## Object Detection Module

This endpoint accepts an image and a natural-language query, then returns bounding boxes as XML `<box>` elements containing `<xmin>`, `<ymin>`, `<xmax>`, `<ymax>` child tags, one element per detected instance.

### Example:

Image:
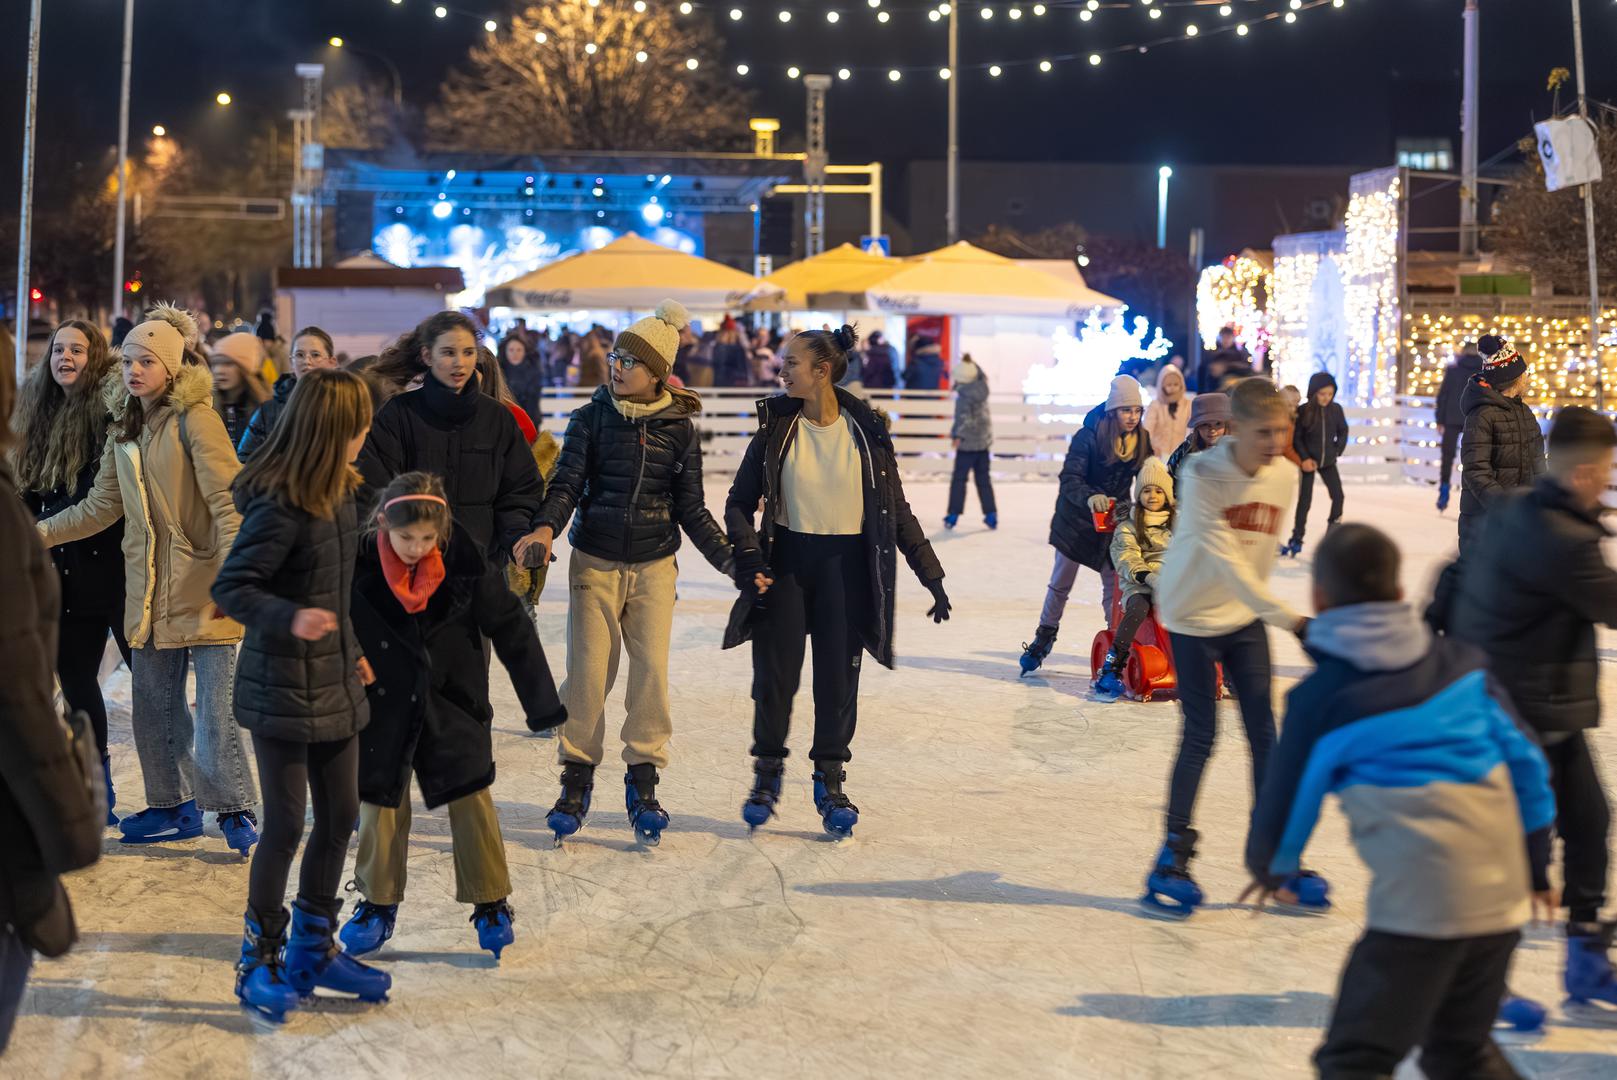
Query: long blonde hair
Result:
<box><xmin>233</xmin><ymin>369</ymin><xmax>372</xmax><ymax>519</ymax></box>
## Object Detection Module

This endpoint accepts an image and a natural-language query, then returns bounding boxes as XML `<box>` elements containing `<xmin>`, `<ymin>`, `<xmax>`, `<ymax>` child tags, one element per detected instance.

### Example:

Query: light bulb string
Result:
<box><xmin>370</xmin><ymin>0</ymin><xmax>1344</xmax><ymax>79</ymax></box>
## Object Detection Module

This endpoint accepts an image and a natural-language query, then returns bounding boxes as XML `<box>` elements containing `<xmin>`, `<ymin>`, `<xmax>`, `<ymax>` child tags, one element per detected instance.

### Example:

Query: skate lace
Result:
<box><xmin>352</xmin><ymin>901</ymin><xmax>389</xmax><ymax>925</ymax></box>
<box><xmin>822</xmin><ymin>791</ymin><xmax>859</xmax><ymax>814</ymax></box>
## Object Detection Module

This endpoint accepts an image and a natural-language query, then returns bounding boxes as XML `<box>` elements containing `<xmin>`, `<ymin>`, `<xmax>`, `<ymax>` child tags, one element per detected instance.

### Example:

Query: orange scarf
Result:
<box><xmin>378</xmin><ymin>532</ymin><xmax>446</xmax><ymax>614</ymax></box>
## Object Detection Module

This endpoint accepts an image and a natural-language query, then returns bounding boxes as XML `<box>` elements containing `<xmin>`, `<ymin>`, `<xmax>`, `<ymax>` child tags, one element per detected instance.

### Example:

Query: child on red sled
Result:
<box><xmin>1092</xmin><ymin>457</ymin><xmax>1174</xmax><ymax>702</ymax></box>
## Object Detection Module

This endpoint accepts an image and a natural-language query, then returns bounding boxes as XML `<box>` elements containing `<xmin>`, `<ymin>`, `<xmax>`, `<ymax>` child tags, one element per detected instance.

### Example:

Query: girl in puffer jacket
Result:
<box><xmin>211</xmin><ymin>369</ymin><xmax>389</xmax><ymax>1021</ymax></box>
<box><xmin>1092</xmin><ymin>458</ymin><xmax>1175</xmax><ymax>702</ymax></box>
<box><xmin>516</xmin><ymin>300</ymin><xmax>733</xmax><ymax>848</ymax></box>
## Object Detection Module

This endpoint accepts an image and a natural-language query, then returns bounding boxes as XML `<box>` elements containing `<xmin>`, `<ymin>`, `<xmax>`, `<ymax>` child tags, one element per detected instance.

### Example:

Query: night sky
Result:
<box><xmin>3</xmin><ymin>0</ymin><xmax>1614</xmax><ymax>202</ymax></box>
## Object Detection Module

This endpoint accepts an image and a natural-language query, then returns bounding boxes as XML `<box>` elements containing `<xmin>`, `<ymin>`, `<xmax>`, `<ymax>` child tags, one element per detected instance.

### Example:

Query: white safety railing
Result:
<box><xmin>530</xmin><ymin>388</ymin><xmax>1473</xmax><ymax>486</ymax></box>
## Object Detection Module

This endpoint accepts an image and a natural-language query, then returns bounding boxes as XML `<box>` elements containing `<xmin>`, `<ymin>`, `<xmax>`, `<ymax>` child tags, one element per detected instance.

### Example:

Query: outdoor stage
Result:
<box><xmin>8</xmin><ymin>480</ymin><xmax>1615</xmax><ymax>1079</ymax></box>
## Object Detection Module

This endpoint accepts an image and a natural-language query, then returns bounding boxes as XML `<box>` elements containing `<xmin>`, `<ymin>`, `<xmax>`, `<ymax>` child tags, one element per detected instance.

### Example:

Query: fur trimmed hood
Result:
<box><xmin>104</xmin><ymin>361</ymin><xmax>214</xmax><ymax>421</ymax></box>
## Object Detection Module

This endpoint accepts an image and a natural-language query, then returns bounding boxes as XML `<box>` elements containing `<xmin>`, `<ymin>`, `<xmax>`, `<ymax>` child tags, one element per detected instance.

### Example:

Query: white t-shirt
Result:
<box><xmin>776</xmin><ymin>413</ymin><xmax>865</xmax><ymax>535</ymax></box>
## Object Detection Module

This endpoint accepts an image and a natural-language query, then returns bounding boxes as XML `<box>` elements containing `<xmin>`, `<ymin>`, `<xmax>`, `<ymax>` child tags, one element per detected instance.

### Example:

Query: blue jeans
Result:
<box><xmin>130</xmin><ymin>644</ymin><xmax>255</xmax><ymax>813</ymax></box>
<box><xmin>0</xmin><ymin>928</ymin><xmax>31</xmax><ymax>1054</ymax></box>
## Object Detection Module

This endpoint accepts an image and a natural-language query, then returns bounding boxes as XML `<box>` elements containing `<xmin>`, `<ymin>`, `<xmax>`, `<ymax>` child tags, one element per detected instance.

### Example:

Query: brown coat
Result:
<box><xmin>40</xmin><ymin>364</ymin><xmax>244</xmax><ymax>649</ymax></box>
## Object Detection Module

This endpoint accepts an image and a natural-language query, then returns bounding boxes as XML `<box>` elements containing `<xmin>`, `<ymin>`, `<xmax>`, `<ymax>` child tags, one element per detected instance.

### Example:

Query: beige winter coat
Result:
<box><xmin>40</xmin><ymin>364</ymin><xmax>243</xmax><ymax>649</ymax></box>
<box><xmin>1143</xmin><ymin>369</ymin><xmax>1193</xmax><ymax>461</ymax></box>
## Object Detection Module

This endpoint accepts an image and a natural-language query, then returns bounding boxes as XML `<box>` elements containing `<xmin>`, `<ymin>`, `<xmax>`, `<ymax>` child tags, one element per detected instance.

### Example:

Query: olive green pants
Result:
<box><xmin>353</xmin><ymin>781</ymin><xmax>510</xmax><ymax>906</ymax></box>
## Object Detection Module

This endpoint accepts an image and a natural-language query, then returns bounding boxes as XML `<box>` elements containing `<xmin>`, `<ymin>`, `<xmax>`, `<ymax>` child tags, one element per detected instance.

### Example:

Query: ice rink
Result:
<box><xmin>8</xmin><ymin>478</ymin><xmax>1616</xmax><ymax>1079</ymax></box>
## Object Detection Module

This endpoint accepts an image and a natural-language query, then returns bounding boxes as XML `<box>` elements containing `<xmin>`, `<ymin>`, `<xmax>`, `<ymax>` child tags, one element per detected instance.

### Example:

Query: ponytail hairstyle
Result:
<box><xmin>368</xmin><ymin>470</ymin><xmax>453</xmax><ymax>546</ymax></box>
<box><xmin>792</xmin><ymin>324</ymin><xmax>860</xmax><ymax>383</ymax></box>
<box><xmin>370</xmin><ymin>311</ymin><xmax>481</xmax><ymax>392</ymax></box>
<box><xmin>234</xmin><ymin>368</ymin><xmax>372</xmax><ymax>519</ymax></box>
<box><xmin>12</xmin><ymin>319</ymin><xmax>115</xmax><ymax>491</ymax></box>
<box><xmin>475</xmin><ymin>346</ymin><xmax>517</xmax><ymax>408</ymax></box>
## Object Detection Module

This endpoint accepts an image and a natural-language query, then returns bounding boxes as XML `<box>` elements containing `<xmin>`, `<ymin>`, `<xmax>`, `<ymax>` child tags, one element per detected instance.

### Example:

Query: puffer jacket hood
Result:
<box><xmin>43</xmin><ymin>362</ymin><xmax>243</xmax><ymax>649</ymax></box>
<box><xmin>1306</xmin><ymin>602</ymin><xmax>1431</xmax><ymax>672</ymax></box>
<box><xmin>1305</xmin><ymin>371</ymin><xmax>1338</xmax><ymax>401</ymax></box>
<box><xmin>1461</xmin><ymin>372</ymin><xmax>1511</xmax><ymax>416</ymax></box>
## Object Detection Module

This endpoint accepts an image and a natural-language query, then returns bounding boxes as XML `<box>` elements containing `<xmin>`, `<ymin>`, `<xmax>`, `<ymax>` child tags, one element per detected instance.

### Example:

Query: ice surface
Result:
<box><xmin>8</xmin><ymin>480</ymin><xmax>1616</xmax><ymax>1079</ymax></box>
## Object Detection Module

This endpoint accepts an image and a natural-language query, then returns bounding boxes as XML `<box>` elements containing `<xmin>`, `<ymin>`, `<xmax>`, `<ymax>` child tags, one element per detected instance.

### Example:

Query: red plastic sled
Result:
<box><xmin>1090</xmin><ymin>592</ymin><xmax>1223</xmax><ymax>704</ymax></box>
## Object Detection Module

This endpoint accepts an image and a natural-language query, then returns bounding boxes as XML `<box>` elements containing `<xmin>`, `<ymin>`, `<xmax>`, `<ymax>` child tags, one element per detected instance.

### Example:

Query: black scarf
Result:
<box><xmin>418</xmin><ymin>369</ymin><xmax>480</xmax><ymax>427</ymax></box>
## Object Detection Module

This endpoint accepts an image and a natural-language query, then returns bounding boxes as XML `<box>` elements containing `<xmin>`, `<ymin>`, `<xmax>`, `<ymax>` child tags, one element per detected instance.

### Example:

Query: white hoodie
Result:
<box><xmin>1156</xmin><ymin>438</ymin><xmax>1301</xmax><ymax>636</ymax></box>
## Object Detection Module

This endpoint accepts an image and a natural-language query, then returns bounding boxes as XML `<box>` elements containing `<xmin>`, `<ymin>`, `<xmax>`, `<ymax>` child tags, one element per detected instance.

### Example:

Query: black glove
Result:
<box><xmin>1135</xmin><ymin>570</ymin><xmax>1150</xmax><ymax>584</ymax></box>
<box><xmin>926</xmin><ymin>579</ymin><xmax>952</xmax><ymax>624</ymax></box>
<box><xmin>1294</xmin><ymin>616</ymin><xmax>1313</xmax><ymax>642</ymax></box>
<box><xmin>732</xmin><ymin>546</ymin><xmax>768</xmax><ymax>590</ymax></box>
<box><xmin>526</xmin><ymin>704</ymin><xmax>568</xmax><ymax>734</ymax></box>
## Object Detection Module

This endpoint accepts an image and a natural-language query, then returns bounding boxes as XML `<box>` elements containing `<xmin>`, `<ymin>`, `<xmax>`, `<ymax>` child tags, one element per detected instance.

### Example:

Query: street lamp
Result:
<box><xmin>1157</xmin><ymin>165</ymin><xmax>1173</xmax><ymax>249</ymax></box>
<box><xmin>328</xmin><ymin>38</ymin><xmax>403</xmax><ymax>107</ymax></box>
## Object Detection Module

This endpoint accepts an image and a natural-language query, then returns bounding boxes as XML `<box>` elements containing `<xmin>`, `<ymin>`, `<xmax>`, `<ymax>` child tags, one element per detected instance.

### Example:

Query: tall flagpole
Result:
<box><xmin>112</xmin><ymin>0</ymin><xmax>136</xmax><ymax>320</ymax></box>
<box><xmin>1570</xmin><ymin>0</ymin><xmax>1603</xmax><ymax>411</ymax></box>
<box><xmin>15</xmin><ymin>0</ymin><xmax>43</xmax><ymax>382</ymax></box>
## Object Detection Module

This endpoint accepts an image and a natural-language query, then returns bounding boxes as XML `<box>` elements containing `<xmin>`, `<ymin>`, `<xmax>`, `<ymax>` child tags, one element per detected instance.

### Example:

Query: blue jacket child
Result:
<box><xmin>1243</xmin><ymin>526</ymin><xmax>1555</xmax><ymax>1078</ymax></box>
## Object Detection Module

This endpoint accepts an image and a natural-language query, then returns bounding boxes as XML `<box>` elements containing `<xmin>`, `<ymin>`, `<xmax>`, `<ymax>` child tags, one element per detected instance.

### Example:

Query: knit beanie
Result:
<box><xmin>615</xmin><ymin>299</ymin><xmax>689</xmax><ymax>382</ymax></box>
<box><xmin>124</xmin><ymin>304</ymin><xmax>198</xmax><ymax>380</ymax></box>
<box><xmin>1105</xmin><ymin>374</ymin><xmax>1144</xmax><ymax>412</ymax></box>
<box><xmin>210</xmin><ymin>330</ymin><xmax>265</xmax><ymax>376</ymax></box>
<box><xmin>1135</xmin><ymin>455</ymin><xmax>1174</xmax><ymax>507</ymax></box>
<box><xmin>955</xmin><ymin>356</ymin><xmax>981</xmax><ymax>384</ymax></box>
<box><xmin>1478</xmin><ymin>335</ymin><xmax>1527</xmax><ymax>389</ymax></box>
<box><xmin>1187</xmin><ymin>392</ymin><xmax>1230</xmax><ymax>428</ymax></box>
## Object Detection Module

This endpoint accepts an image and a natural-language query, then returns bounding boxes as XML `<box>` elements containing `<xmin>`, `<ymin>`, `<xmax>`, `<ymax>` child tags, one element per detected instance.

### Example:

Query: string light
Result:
<box><xmin>1219</xmin><ymin>4</ymin><xmax>1232</xmax><ymax>15</ymax></box>
<box><xmin>787</xmin><ymin>64</ymin><xmax>801</xmax><ymax>78</ymax></box>
<box><xmin>980</xmin><ymin>6</ymin><xmax>993</xmax><ymax>19</ymax></box>
<box><xmin>988</xmin><ymin>64</ymin><xmax>1002</xmax><ymax>76</ymax></box>
<box><xmin>1148</xmin><ymin>7</ymin><xmax>1161</xmax><ymax>18</ymax></box>
<box><xmin>929</xmin><ymin>9</ymin><xmax>941</xmax><ymax>20</ymax></box>
<box><xmin>584</xmin><ymin>42</ymin><xmax>598</xmax><ymax>55</ymax></box>
<box><xmin>1079</xmin><ymin>10</ymin><xmax>1092</xmax><ymax>22</ymax></box>
<box><xmin>1236</xmin><ymin>23</ymin><xmax>1249</xmax><ymax>36</ymax></box>
<box><xmin>686</xmin><ymin>57</ymin><xmax>699</xmax><ymax>69</ymax></box>
<box><xmin>1343</xmin><ymin>170</ymin><xmax>1403</xmax><ymax>405</ymax></box>
<box><xmin>1009</xmin><ymin>7</ymin><xmax>1022</xmax><ymax>19</ymax></box>
<box><xmin>1284</xmin><ymin>11</ymin><xmax>1296</xmax><ymax>23</ymax></box>
<box><xmin>1185</xmin><ymin>23</ymin><xmax>1198</xmax><ymax>36</ymax></box>
<box><xmin>1039</xmin><ymin>59</ymin><xmax>1053</xmax><ymax>72</ymax></box>
<box><xmin>877</xmin><ymin>10</ymin><xmax>890</xmax><ymax>21</ymax></box>
<box><xmin>939</xmin><ymin>67</ymin><xmax>951</xmax><ymax>79</ymax></box>
<box><xmin>1197</xmin><ymin>256</ymin><xmax>1270</xmax><ymax>355</ymax></box>
<box><xmin>826</xmin><ymin>10</ymin><xmax>839</xmax><ymax>23</ymax></box>
<box><xmin>679</xmin><ymin>2</ymin><xmax>692</xmax><ymax>13</ymax></box>
<box><xmin>1033</xmin><ymin>3</ymin><xmax>1045</xmax><ymax>14</ymax></box>
<box><xmin>868</xmin><ymin>0</ymin><xmax>882</xmax><ymax>7</ymax></box>
<box><xmin>633</xmin><ymin>0</ymin><xmax>646</xmax><ymax>10</ymax></box>
<box><xmin>838</xmin><ymin>67</ymin><xmax>852</xmax><ymax>79</ymax></box>
<box><xmin>151</xmin><ymin>124</ymin><xmax>166</xmax><ymax>136</ymax></box>
<box><xmin>888</xmin><ymin>68</ymin><xmax>902</xmax><ymax>81</ymax></box>
<box><xmin>729</xmin><ymin>6</ymin><xmax>742</xmax><ymax>18</ymax></box>
<box><xmin>483</xmin><ymin>19</ymin><xmax>496</xmax><ymax>32</ymax></box>
<box><xmin>736</xmin><ymin>62</ymin><xmax>750</xmax><ymax>74</ymax></box>
<box><xmin>779</xmin><ymin>9</ymin><xmax>791</xmax><ymax>22</ymax></box>
<box><xmin>1289</xmin><ymin>0</ymin><xmax>1302</xmax><ymax>8</ymax></box>
<box><xmin>534</xmin><ymin>30</ymin><xmax>546</xmax><ymax>42</ymax></box>
<box><xmin>1087</xmin><ymin>0</ymin><xmax>1099</xmax><ymax>9</ymax></box>
<box><xmin>1334</xmin><ymin>0</ymin><xmax>1345</xmax><ymax>6</ymax></box>
<box><xmin>433</xmin><ymin>5</ymin><xmax>447</xmax><ymax>18</ymax></box>
<box><xmin>1088</xmin><ymin>53</ymin><xmax>1101</xmax><ymax>66</ymax></box>
<box><xmin>636</xmin><ymin>49</ymin><xmax>649</xmax><ymax>61</ymax></box>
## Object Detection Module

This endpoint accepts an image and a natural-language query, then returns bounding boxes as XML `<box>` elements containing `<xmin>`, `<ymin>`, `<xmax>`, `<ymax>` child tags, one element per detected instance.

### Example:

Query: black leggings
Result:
<box><xmin>57</xmin><ymin>613</ymin><xmax>131</xmax><ymax>759</ymax></box>
<box><xmin>1111</xmin><ymin>594</ymin><xmax>1153</xmax><ymax>658</ymax></box>
<box><xmin>248</xmin><ymin>733</ymin><xmax>360</xmax><ymax>916</ymax></box>
<box><xmin>1290</xmin><ymin>464</ymin><xmax>1344</xmax><ymax>545</ymax></box>
<box><xmin>1544</xmin><ymin>732</ymin><xmax>1611</xmax><ymax>924</ymax></box>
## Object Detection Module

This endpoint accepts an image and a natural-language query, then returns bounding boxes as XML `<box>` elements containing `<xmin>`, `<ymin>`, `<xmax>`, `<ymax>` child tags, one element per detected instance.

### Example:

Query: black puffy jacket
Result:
<box><xmin>537</xmin><ymin>385</ymin><xmax>731</xmax><ymax>571</ymax></box>
<box><xmin>351</xmin><ymin>531</ymin><xmax>563</xmax><ymax>810</ymax></box>
<box><xmin>211</xmin><ymin>489</ymin><xmax>369</xmax><ymax>743</ymax></box>
<box><xmin>722</xmin><ymin>388</ymin><xmax>945</xmax><ymax>670</ymax></box>
<box><xmin>1454</xmin><ymin>476</ymin><xmax>1617</xmax><ymax>734</ymax></box>
<box><xmin>1459</xmin><ymin>376</ymin><xmax>1545</xmax><ymax>521</ymax></box>
<box><xmin>238</xmin><ymin>373</ymin><xmax>294</xmax><ymax>460</ymax></box>
<box><xmin>0</xmin><ymin>462</ymin><xmax>101</xmax><ymax>957</ymax></box>
<box><xmin>1048</xmin><ymin>405</ymin><xmax>1154</xmax><ymax>571</ymax></box>
<box><xmin>357</xmin><ymin>371</ymin><xmax>545</xmax><ymax>562</ymax></box>
<box><xmin>25</xmin><ymin>454</ymin><xmax>125</xmax><ymax>623</ymax></box>
<box><xmin>501</xmin><ymin>357</ymin><xmax>546</xmax><ymax>428</ymax></box>
<box><xmin>1293</xmin><ymin>371</ymin><xmax>1350</xmax><ymax>469</ymax></box>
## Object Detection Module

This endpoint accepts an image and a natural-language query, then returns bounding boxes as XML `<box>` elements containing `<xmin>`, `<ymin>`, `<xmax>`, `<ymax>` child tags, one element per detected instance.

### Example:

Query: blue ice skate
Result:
<box><xmin>1275</xmin><ymin>870</ymin><xmax>1332</xmax><ymax>915</ymax></box>
<box><xmin>119</xmin><ymin>799</ymin><xmax>202</xmax><ymax>845</ymax></box>
<box><xmin>985</xmin><ymin>512</ymin><xmax>998</xmax><ymax>530</ymax></box>
<box><xmin>625</xmin><ymin>763</ymin><xmax>669</xmax><ymax>846</ymax></box>
<box><xmin>1092</xmin><ymin>650</ymin><xmax>1126</xmax><ymax>703</ymax></box>
<box><xmin>1497</xmin><ymin>992</ymin><xmax>1547</xmax><ymax>1033</ymax></box>
<box><xmin>1019</xmin><ymin>624</ymin><xmax>1057</xmax><ymax>677</ymax></box>
<box><xmin>236</xmin><ymin>909</ymin><xmax>300</xmax><ymax>1023</ymax></box>
<box><xmin>812</xmin><ymin>763</ymin><xmax>859</xmax><ymax>840</ymax></box>
<box><xmin>547</xmin><ymin>761</ymin><xmax>595</xmax><ymax>846</ymax></box>
<box><xmin>339</xmin><ymin>901</ymin><xmax>398</xmax><ymax>957</ymax></box>
<box><xmin>220</xmin><ymin>810</ymin><xmax>259</xmax><ymax>857</ymax></box>
<box><xmin>471</xmin><ymin>901</ymin><xmax>516</xmax><ymax>961</ymax></box>
<box><xmin>943</xmin><ymin>514</ymin><xmax>959</xmax><ymax>530</ymax></box>
<box><xmin>742</xmin><ymin>756</ymin><xmax>785</xmax><ymax>832</ymax></box>
<box><xmin>1566</xmin><ymin>922</ymin><xmax>1617</xmax><ymax>1009</ymax></box>
<box><xmin>1141</xmin><ymin>830</ymin><xmax>1203</xmax><ymax>919</ymax></box>
<box><xmin>284</xmin><ymin>901</ymin><xmax>391</xmax><ymax>1002</ymax></box>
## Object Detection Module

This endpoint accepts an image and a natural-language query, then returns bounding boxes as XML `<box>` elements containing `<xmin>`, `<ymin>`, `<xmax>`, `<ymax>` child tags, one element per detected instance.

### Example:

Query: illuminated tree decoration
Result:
<box><xmin>1023</xmin><ymin>307</ymin><xmax>1172</xmax><ymax>404</ymax></box>
<box><xmin>1341</xmin><ymin>168</ymin><xmax>1401</xmax><ymax>406</ymax></box>
<box><xmin>1195</xmin><ymin>253</ymin><xmax>1270</xmax><ymax>354</ymax></box>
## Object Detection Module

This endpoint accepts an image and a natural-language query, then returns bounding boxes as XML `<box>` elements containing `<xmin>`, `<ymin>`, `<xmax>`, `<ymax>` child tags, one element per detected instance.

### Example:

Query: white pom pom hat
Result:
<box><xmin>614</xmin><ymin>298</ymin><xmax>690</xmax><ymax>382</ymax></box>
